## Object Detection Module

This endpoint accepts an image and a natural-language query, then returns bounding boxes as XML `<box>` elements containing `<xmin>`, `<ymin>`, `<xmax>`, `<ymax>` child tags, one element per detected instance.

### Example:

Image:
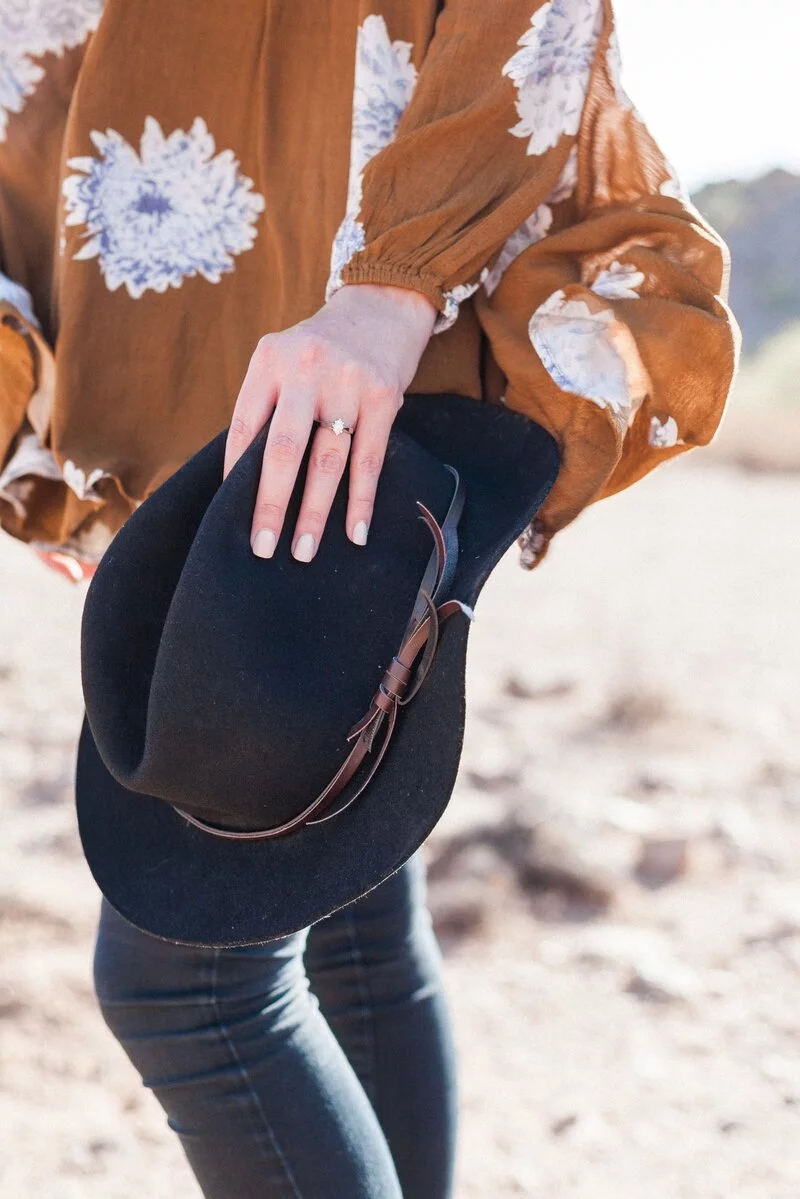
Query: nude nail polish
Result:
<box><xmin>293</xmin><ymin>533</ymin><xmax>316</xmax><ymax>563</ymax></box>
<box><xmin>252</xmin><ymin>529</ymin><xmax>276</xmax><ymax>559</ymax></box>
<box><xmin>352</xmin><ymin>520</ymin><xmax>369</xmax><ymax>546</ymax></box>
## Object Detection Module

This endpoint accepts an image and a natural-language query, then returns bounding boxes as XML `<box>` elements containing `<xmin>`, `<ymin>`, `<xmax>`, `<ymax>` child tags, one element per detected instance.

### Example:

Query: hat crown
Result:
<box><xmin>82</xmin><ymin>422</ymin><xmax>460</xmax><ymax>830</ymax></box>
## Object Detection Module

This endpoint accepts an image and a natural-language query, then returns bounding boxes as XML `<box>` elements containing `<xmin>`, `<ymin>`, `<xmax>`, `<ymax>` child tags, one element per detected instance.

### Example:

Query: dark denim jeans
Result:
<box><xmin>93</xmin><ymin>854</ymin><xmax>457</xmax><ymax>1198</ymax></box>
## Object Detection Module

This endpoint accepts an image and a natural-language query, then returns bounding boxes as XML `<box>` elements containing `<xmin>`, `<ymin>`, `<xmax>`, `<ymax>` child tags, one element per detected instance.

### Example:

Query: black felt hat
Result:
<box><xmin>76</xmin><ymin>393</ymin><xmax>559</xmax><ymax>947</ymax></box>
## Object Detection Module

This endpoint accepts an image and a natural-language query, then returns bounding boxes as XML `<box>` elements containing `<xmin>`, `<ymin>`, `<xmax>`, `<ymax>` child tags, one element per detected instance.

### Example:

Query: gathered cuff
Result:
<box><xmin>339</xmin><ymin>259</ymin><xmax>447</xmax><ymax>313</ymax></box>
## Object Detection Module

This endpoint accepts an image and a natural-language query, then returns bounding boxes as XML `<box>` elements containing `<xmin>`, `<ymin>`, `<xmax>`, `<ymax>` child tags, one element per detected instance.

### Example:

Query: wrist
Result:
<box><xmin>328</xmin><ymin>282</ymin><xmax>437</xmax><ymax>339</ymax></box>
<box><xmin>322</xmin><ymin>283</ymin><xmax>437</xmax><ymax>390</ymax></box>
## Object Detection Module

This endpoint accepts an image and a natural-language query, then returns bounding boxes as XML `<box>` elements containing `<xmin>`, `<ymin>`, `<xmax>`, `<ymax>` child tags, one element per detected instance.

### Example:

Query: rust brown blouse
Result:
<box><xmin>0</xmin><ymin>0</ymin><xmax>739</xmax><ymax>569</ymax></box>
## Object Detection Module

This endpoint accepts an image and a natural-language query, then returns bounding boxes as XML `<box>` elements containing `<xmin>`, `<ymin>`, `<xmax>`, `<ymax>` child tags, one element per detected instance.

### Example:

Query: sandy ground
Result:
<box><xmin>1</xmin><ymin>447</ymin><xmax>799</xmax><ymax>1198</ymax></box>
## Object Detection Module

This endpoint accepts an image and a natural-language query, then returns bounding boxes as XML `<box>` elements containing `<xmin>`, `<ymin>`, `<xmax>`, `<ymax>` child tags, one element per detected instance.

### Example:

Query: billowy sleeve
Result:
<box><xmin>0</xmin><ymin>19</ymin><xmax>100</xmax><ymax>557</ymax></box>
<box><xmin>328</xmin><ymin>0</ymin><xmax>740</xmax><ymax>565</ymax></box>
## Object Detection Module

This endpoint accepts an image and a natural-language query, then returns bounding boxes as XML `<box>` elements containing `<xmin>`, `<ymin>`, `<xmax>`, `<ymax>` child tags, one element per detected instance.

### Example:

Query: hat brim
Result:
<box><xmin>76</xmin><ymin>393</ymin><xmax>559</xmax><ymax>946</ymax></box>
<box><xmin>77</xmin><ymin>611</ymin><xmax>468</xmax><ymax>946</ymax></box>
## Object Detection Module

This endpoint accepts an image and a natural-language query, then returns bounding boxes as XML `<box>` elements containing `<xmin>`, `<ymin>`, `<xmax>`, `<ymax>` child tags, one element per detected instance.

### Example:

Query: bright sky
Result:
<box><xmin>613</xmin><ymin>0</ymin><xmax>797</xmax><ymax>190</ymax></box>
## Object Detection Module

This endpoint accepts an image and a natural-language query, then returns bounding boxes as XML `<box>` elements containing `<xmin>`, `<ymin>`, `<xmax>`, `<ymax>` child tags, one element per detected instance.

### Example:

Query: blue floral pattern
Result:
<box><xmin>0</xmin><ymin>269</ymin><xmax>38</xmax><ymax>326</ymax></box>
<box><xmin>482</xmin><ymin>145</ymin><xmax>578</xmax><ymax>297</ymax></box>
<box><xmin>0</xmin><ymin>0</ymin><xmax>104</xmax><ymax>142</ymax></box>
<box><xmin>590</xmin><ymin>260</ymin><xmax>645</xmax><ymax>300</ymax></box>
<box><xmin>649</xmin><ymin>414</ymin><xmax>682</xmax><ymax>449</ymax></box>
<box><xmin>347</xmin><ymin>15</ymin><xmax>417</xmax><ymax>211</ymax></box>
<box><xmin>503</xmin><ymin>0</ymin><xmax>603</xmax><ymax>156</ymax></box>
<box><xmin>62</xmin><ymin>117</ymin><xmax>265</xmax><ymax>299</ymax></box>
<box><xmin>529</xmin><ymin>285</ymin><xmax>649</xmax><ymax>426</ymax></box>
<box><xmin>434</xmin><ymin>282</ymin><xmax>480</xmax><ymax>334</ymax></box>
<box><xmin>530</xmin><ymin>293</ymin><xmax>629</xmax><ymax>418</ymax></box>
<box><xmin>606</xmin><ymin>24</ymin><xmax>634</xmax><ymax>112</ymax></box>
<box><xmin>327</xmin><ymin>15</ymin><xmax>418</xmax><ymax>300</ymax></box>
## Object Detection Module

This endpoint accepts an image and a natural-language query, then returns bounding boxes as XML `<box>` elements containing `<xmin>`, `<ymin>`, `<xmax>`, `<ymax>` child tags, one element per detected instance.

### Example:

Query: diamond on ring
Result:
<box><xmin>318</xmin><ymin>417</ymin><xmax>354</xmax><ymax>436</ymax></box>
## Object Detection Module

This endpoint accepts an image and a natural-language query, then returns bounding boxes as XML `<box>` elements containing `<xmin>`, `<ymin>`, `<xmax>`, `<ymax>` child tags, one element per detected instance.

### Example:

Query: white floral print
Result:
<box><xmin>482</xmin><ymin>207</ymin><xmax>553</xmax><ymax>297</ymax></box>
<box><xmin>346</xmin><ymin>15</ymin><xmax>417</xmax><ymax>214</ymax></box>
<box><xmin>503</xmin><ymin>0</ymin><xmax>603</xmax><ymax>156</ymax></box>
<box><xmin>659</xmin><ymin>164</ymin><xmax>688</xmax><ymax>202</ymax></box>
<box><xmin>326</xmin><ymin>15</ymin><xmax>417</xmax><ymax>300</ymax></box>
<box><xmin>0</xmin><ymin>0</ymin><xmax>104</xmax><ymax>142</ymax></box>
<box><xmin>327</xmin><ymin>215</ymin><xmax>367</xmax><ymax>301</ymax></box>
<box><xmin>590</xmin><ymin>259</ymin><xmax>644</xmax><ymax>300</ymax></box>
<box><xmin>518</xmin><ymin>520</ymin><xmax>547</xmax><ymax>569</ymax></box>
<box><xmin>62</xmin><ymin>458</ymin><xmax>111</xmax><ymax>501</ymax></box>
<box><xmin>0</xmin><ymin>431</ymin><xmax>61</xmax><ymax>519</ymax></box>
<box><xmin>648</xmin><ymin>414</ymin><xmax>682</xmax><ymax>449</ymax></box>
<box><xmin>441</xmin><ymin>14</ymin><xmax>586</xmax><ymax>327</ymax></box>
<box><xmin>62</xmin><ymin>117</ymin><xmax>265</xmax><ymax>299</ymax></box>
<box><xmin>482</xmin><ymin>145</ymin><xmax>578</xmax><ymax>297</ymax></box>
<box><xmin>529</xmin><ymin>291</ymin><xmax>644</xmax><ymax>421</ymax></box>
<box><xmin>549</xmin><ymin>144</ymin><xmax>579</xmax><ymax>204</ymax></box>
<box><xmin>0</xmin><ymin>270</ymin><xmax>38</xmax><ymax>326</ymax></box>
<box><xmin>529</xmin><ymin>250</ymin><xmax>648</xmax><ymax>419</ymax></box>
<box><xmin>606</xmin><ymin>24</ymin><xmax>633</xmax><ymax>112</ymax></box>
<box><xmin>434</xmin><ymin>282</ymin><xmax>481</xmax><ymax>334</ymax></box>
<box><xmin>0</xmin><ymin>432</ymin><xmax>112</xmax><ymax>511</ymax></box>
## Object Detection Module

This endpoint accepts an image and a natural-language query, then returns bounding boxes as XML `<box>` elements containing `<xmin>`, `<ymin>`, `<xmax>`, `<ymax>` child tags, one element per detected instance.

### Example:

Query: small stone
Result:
<box><xmin>463</xmin><ymin>737</ymin><xmax>522</xmax><ymax>791</ymax></box>
<box><xmin>575</xmin><ymin>925</ymin><xmax>669</xmax><ymax>969</ymax></box>
<box><xmin>428</xmin><ymin>880</ymin><xmax>488</xmax><ymax>946</ymax></box>
<box><xmin>626</xmin><ymin>955</ymin><xmax>700</xmax><ymax>1003</ymax></box>
<box><xmin>0</xmin><ymin>984</ymin><xmax>23</xmax><ymax>1018</ymax></box>
<box><xmin>87</xmin><ymin>1138</ymin><xmax>116</xmax><ymax>1156</ymax></box>
<box><xmin>635</xmin><ymin>837</ymin><xmax>691</xmax><ymax>887</ymax></box>
<box><xmin>502</xmin><ymin>674</ymin><xmax>575</xmax><ymax>702</ymax></box>
<box><xmin>603</xmin><ymin>796</ymin><xmax>657</xmax><ymax>834</ymax></box>
<box><xmin>562</xmin><ymin>1111</ymin><xmax>612</xmax><ymax>1147</ymax></box>
<box><xmin>713</xmin><ymin>804</ymin><xmax>757</xmax><ymax>855</ymax></box>
<box><xmin>551</xmin><ymin>1113</ymin><xmax>579</xmax><ymax>1136</ymax></box>
<box><xmin>635</xmin><ymin>771</ymin><xmax>673</xmax><ymax>795</ymax></box>
<box><xmin>604</xmin><ymin>688</ymin><xmax>672</xmax><ymax>731</ymax></box>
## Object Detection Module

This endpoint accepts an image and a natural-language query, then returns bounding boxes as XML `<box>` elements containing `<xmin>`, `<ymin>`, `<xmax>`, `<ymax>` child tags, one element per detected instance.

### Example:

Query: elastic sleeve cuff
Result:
<box><xmin>340</xmin><ymin>260</ymin><xmax>447</xmax><ymax>313</ymax></box>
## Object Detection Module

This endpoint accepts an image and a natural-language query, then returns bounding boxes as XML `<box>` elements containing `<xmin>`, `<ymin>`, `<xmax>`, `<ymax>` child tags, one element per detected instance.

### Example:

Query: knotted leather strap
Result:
<box><xmin>176</xmin><ymin>471</ymin><xmax>470</xmax><ymax>841</ymax></box>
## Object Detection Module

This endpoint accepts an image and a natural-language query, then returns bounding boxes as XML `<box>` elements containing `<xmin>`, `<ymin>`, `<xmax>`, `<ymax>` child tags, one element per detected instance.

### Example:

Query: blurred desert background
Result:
<box><xmin>1</xmin><ymin>162</ymin><xmax>799</xmax><ymax>1198</ymax></box>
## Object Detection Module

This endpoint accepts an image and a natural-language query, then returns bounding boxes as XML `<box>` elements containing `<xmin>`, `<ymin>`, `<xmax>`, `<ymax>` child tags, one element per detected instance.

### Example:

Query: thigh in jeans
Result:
<box><xmin>94</xmin><ymin>900</ymin><xmax>403</xmax><ymax>1199</ymax></box>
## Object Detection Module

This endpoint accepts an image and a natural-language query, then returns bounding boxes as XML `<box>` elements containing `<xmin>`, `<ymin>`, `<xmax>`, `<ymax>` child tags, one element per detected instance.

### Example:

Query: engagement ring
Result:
<box><xmin>318</xmin><ymin>418</ymin><xmax>355</xmax><ymax>437</ymax></box>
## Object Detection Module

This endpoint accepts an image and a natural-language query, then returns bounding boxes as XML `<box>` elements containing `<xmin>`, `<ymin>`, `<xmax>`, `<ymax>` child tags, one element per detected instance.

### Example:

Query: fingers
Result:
<box><xmin>232</xmin><ymin>324</ymin><xmax>404</xmax><ymax>561</ymax></box>
<box><xmin>345</xmin><ymin>406</ymin><xmax>393</xmax><ymax>548</ymax></box>
<box><xmin>290</xmin><ymin>425</ymin><xmax>352</xmax><ymax>562</ymax></box>
<box><xmin>250</xmin><ymin>391</ymin><xmax>315</xmax><ymax>558</ymax></box>
<box><xmin>224</xmin><ymin>337</ymin><xmax>279</xmax><ymax>480</ymax></box>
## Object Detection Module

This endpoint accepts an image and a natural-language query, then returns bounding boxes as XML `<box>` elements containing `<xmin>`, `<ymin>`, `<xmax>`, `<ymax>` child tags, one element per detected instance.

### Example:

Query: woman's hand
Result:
<box><xmin>224</xmin><ymin>283</ymin><xmax>437</xmax><ymax>561</ymax></box>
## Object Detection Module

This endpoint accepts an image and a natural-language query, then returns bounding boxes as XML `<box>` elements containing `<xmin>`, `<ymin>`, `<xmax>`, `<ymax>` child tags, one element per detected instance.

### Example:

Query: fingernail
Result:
<box><xmin>252</xmin><ymin>529</ymin><xmax>276</xmax><ymax>559</ymax></box>
<box><xmin>293</xmin><ymin>533</ymin><xmax>316</xmax><ymax>563</ymax></box>
<box><xmin>352</xmin><ymin>520</ymin><xmax>369</xmax><ymax>547</ymax></box>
